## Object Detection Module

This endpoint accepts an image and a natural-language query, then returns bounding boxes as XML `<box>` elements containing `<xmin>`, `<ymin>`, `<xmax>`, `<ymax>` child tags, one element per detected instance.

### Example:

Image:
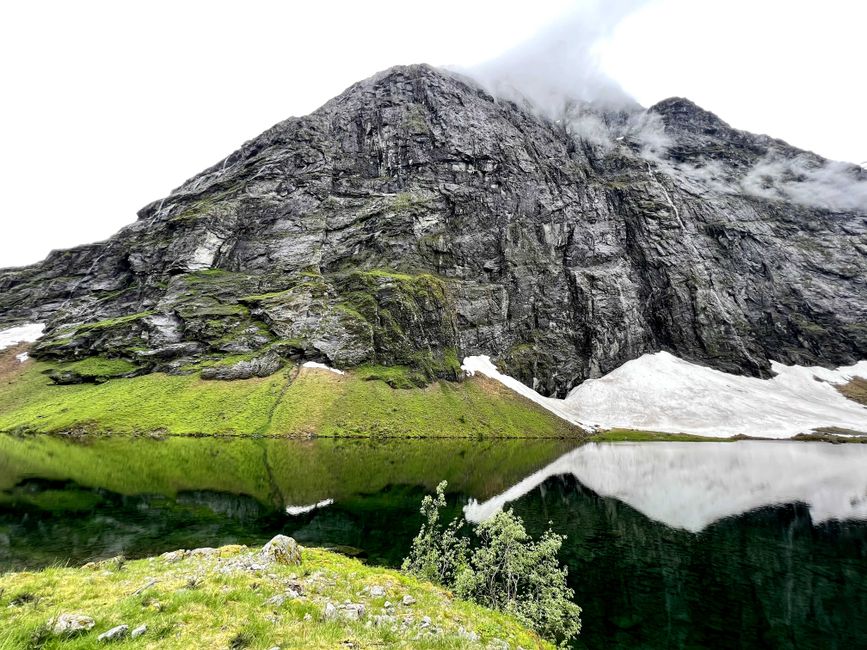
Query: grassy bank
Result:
<box><xmin>589</xmin><ymin>429</ymin><xmax>737</xmax><ymax>442</ymax></box>
<box><xmin>0</xmin><ymin>350</ymin><xmax>581</xmax><ymax>438</ymax></box>
<box><xmin>0</xmin><ymin>541</ymin><xmax>552</xmax><ymax>649</ymax></box>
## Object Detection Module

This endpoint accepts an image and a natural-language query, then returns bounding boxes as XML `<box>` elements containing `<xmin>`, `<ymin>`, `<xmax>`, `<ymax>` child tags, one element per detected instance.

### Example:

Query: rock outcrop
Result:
<box><xmin>1</xmin><ymin>64</ymin><xmax>865</xmax><ymax>396</ymax></box>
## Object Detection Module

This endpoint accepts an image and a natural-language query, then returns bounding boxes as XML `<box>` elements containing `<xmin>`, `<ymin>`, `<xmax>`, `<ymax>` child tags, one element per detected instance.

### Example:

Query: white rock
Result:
<box><xmin>131</xmin><ymin>625</ymin><xmax>147</xmax><ymax>639</ymax></box>
<box><xmin>50</xmin><ymin>613</ymin><xmax>95</xmax><ymax>635</ymax></box>
<box><xmin>401</xmin><ymin>595</ymin><xmax>416</xmax><ymax>606</ymax></box>
<box><xmin>370</xmin><ymin>585</ymin><xmax>386</xmax><ymax>597</ymax></box>
<box><xmin>343</xmin><ymin>603</ymin><xmax>366</xmax><ymax>620</ymax></box>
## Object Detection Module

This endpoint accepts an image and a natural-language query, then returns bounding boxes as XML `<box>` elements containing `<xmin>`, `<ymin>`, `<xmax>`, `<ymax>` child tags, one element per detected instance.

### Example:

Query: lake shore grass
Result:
<box><xmin>0</xmin><ymin>541</ymin><xmax>553</xmax><ymax>649</ymax></box>
<box><xmin>0</xmin><ymin>348</ymin><xmax>582</xmax><ymax>438</ymax></box>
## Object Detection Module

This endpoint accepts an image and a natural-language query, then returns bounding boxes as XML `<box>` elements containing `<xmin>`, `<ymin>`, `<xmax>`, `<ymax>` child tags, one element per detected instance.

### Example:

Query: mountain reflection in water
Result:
<box><xmin>1</xmin><ymin>435</ymin><xmax>865</xmax><ymax>649</ymax></box>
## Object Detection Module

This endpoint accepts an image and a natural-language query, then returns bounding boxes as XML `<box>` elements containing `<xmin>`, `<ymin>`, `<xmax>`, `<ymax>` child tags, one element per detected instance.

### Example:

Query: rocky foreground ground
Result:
<box><xmin>0</xmin><ymin>536</ymin><xmax>551</xmax><ymax>649</ymax></box>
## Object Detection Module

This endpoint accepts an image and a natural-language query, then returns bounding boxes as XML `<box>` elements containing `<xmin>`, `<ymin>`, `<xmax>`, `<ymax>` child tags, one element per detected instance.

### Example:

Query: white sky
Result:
<box><xmin>1</xmin><ymin>0</ymin><xmax>864</xmax><ymax>268</ymax></box>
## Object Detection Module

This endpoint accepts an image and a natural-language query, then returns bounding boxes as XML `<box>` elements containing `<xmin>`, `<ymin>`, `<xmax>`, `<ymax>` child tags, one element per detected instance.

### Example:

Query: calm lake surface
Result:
<box><xmin>1</xmin><ymin>434</ymin><xmax>866</xmax><ymax>649</ymax></box>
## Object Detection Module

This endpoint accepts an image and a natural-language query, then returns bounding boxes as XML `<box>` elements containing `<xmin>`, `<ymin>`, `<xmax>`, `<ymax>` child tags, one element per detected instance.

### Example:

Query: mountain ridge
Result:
<box><xmin>1</xmin><ymin>63</ymin><xmax>865</xmax><ymax>396</ymax></box>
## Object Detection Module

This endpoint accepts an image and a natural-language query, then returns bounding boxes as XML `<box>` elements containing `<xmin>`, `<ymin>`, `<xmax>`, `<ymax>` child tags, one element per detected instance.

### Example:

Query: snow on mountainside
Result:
<box><xmin>463</xmin><ymin>352</ymin><xmax>867</xmax><ymax>438</ymax></box>
<box><xmin>0</xmin><ymin>323</ymin><xmax>44</xmax><ymax>351</ymax></box>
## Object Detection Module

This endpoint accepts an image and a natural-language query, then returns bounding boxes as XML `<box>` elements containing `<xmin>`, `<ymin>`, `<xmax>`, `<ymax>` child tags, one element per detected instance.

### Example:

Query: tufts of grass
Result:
<box><xmin>0</xmin><ymin>545</ymin><xmax>553</xmax><ymax>649</ymax></box>
<box><xmin>47</xmin><ymin>357</ymin><xmax>139</xmax><ymax>380</ymax></box>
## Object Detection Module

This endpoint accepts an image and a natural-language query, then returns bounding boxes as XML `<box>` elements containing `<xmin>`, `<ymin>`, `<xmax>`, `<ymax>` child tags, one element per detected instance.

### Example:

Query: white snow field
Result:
<box><xmin>464</xmin><ymin>441</ymin><xmax>867</xmax><ymax>532</ymax></box>
<box><xmin>462</xmin><ymin>352</ymin><xmax>867</xmax><ymax>438</ymax></box>
<box><xmin>0</xmin><ymin>323</ymin><xmax>45</xmax><ymax>351</ymax></box>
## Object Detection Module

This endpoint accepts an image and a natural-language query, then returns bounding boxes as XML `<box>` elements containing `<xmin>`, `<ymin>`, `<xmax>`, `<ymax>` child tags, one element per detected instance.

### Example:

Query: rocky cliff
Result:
<box><xmin>2</xmin><ymin>64</ymin><xmax>865</xmax><ymax>396</ymax></box>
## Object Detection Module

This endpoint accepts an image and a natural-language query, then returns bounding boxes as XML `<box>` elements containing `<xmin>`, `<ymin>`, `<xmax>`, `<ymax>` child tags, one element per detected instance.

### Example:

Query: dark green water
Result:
<box><xmin>1</xmin><ymin>434</ymin><xmax>865</xmax><ymax>649</ymax></box>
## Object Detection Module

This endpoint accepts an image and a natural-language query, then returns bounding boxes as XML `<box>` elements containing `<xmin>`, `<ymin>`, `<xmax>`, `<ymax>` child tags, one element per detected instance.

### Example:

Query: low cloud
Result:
<box><xmin>455</xmin><ymin>0</ymin><xmax>648</xmax><ymax>119</ymax></box>
<box><xmin>741</xmin><ymin>154</ymin><xmax>867</xmax><ymax>212</ymax></box>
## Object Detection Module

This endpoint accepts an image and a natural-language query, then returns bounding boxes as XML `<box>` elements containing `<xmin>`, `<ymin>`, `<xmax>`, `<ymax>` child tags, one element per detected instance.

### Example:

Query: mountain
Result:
<box><xmin>1</xmin><ymin>64</ymin><xmax>865</xmax><ymax>397</ymax></box>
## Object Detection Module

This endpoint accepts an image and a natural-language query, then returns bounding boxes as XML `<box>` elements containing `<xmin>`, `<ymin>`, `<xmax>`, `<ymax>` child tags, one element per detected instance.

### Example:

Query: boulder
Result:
<box><xmin>50</xmin><ymin>613</ymin><xmax>95</xmax><ymax>636</ymax></box>
<box><xmin>261</xmin><ymin>535</ymin><xmax>302</xmax><ymax>566</ymax></box>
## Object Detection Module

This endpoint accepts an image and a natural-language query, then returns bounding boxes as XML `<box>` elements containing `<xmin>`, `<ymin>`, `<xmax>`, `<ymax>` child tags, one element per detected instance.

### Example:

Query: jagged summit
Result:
<box><xmin>1</xmin><ymin>64</ymin><xmax>865</xmax><ymax>396</ymax></box>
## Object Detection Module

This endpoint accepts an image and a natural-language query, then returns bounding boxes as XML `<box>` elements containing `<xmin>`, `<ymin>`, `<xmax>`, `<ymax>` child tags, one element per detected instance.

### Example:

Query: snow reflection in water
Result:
<box><xmin>464</xmin><ymin>441</ymin><xmax>867</xmax><ymax>532</ymax></box>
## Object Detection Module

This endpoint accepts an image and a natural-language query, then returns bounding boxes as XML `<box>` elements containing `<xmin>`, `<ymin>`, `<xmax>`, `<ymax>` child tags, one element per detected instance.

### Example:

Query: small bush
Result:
<box><xmin>403</xmin><ymin>481</ymin><xmax>581</xmax><ymax>646</ymax></box>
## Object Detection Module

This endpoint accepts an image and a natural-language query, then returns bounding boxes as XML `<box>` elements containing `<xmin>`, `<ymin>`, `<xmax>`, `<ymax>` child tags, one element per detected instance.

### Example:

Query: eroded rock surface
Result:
<box><xmin>1</xmin><ymin>65</ymin><xmax>865</xmax><ymax>395</ymax></box>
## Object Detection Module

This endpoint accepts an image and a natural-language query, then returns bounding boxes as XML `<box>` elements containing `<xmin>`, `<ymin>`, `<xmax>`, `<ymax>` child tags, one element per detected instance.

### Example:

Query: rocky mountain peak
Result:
<box><xmin>1</xmin><ymin>65</ymin><xmax>865</xmax><ymax>396</ymax></box>
<box><xmin>649</xmin><ymin>97</ymin><xmax>730</xmax><ymax>134</ymax></box>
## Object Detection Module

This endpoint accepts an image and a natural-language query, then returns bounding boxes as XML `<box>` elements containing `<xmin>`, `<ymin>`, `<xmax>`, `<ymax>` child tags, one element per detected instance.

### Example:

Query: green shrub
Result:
<box><xmin>403</xmin><ymin>482</ymin><xmax>582</xmax><ymax>646</ymax></box>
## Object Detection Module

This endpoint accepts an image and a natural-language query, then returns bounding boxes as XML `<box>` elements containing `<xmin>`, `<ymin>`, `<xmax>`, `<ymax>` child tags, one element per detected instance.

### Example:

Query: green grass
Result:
<box><xmin>0</xmin><ymin>544</ymin><xmax>553</xmax><ymax>649</ymax></box>
<box><xmin>590</xmin><ymin>429</ymin><xmax>736</xmax><ymax>442</ymax></box>
<box><xmin>66</xmin><ymin>311</ymin><xmax>153</xmax><ymax>333</ymax></box>
<box><xmin>0</xmin><ymin>358</ymin><xmax>582</xmax><ymax>438</ymax></box>
<box><xmin>51</xmin><ymin>357</ymin><xmax>139</xmax><ymax>379</ymax></box>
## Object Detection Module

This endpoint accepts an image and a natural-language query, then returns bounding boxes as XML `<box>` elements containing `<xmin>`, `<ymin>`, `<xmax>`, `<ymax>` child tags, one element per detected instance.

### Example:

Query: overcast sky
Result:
<box><xmin>1</xmin><ymin>0</ymin><xmax>864</xmax><ymax>268</ymax></box>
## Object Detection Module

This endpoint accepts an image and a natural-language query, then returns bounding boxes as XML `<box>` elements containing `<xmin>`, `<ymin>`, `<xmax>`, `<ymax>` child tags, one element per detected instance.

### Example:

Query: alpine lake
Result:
<box><xmin>1</xmin><ymin>433</ymin><xmax>865</xmax><ymax>649</ymax></box>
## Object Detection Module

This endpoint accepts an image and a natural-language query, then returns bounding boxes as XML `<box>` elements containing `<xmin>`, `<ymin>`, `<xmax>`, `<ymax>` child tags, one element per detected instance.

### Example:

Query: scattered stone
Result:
<box><xmin>303</xmin><ymin>613</ymin><xmax>312</xmax><ymax>621</ymax></box>
<box><xmin>189</xmin><ymin>547</ymin><xmax>219</xmax><ymax>557</ymax></box>
<box><xmin>98</xmin><ymin>625</ymin><xmax>129</xmax><ymax>642</ymax></box>
<box><xmin>401</xmin><ymin>595</ymin><xmax>416</xmax><ymax>606</ymax></box>
<box><xmin>343</xmin><ymin>603</ymin><xmax>366</xmax><ymax>620</ymax></box>
<box><xmin>369</xmin><ymin>585</ymin><xmax>386</xmax><ymax>597</ymax></box>
<box><xmin>488</xmin><ymin>639</ymin><xmax>510</xmax><ymax>650</ymax></box>
<box><xmin>420</xmin><ymin>615</ymin><xmax>432</xmax><ymax>629</ymax></box>
<box><xmin>266</xmin><ymin>594</ymin><xmax>286</xmax><ymax>607</ymax></box>
<box><xmin>261</xmin><ymin>535</ymin><xmax>302</xmax><ymax>566</ymax></box>
<box><xmin>324</xmin><ymin>601</ymin><xmax>365</xmax><ymax>621</ymax></box>
<box><xmin>160</xmin><ymin>550</ymin><xmax>188</xmax><ymax>563</ymax></box>
<box><xmin>50</xmin><ymin>613</ymin><xmax>95</xmax><ymax>636</ymax></box>
<box><xmin>131</xmin><ymin>624</ymin><xmax>147</xmax><ymax>639</ymax></box>
<box><xmin>383</xmin><ymin>600</ymin><xmax>393</xmax><ymax>609</ymax></box>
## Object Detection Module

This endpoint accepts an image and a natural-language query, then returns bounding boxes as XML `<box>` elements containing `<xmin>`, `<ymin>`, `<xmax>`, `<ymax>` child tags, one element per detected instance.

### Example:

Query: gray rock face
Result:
<box><xmin>1</xmin><ymin>65</ymin><xmax>865</xmax><ymax>395</ymax></box>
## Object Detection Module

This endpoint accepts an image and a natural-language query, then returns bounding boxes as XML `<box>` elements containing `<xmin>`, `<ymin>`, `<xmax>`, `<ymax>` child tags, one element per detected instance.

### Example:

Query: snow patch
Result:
<box><xmin>285</xmin><ymin>498</ymin><xmax>334</xmax><ymax>516</ymax></box>
<box><xmin>462</xmin><ymin>352</ymin><xmax>867</xmax><ymax>438</ymax></box>
<box><xmin>0</xmin><ymin>323</ymin><xmax>45</xmax><ymax>351</ymax></box>
<box><xmin>563</xmin><ymin>352</ymin><xmax>867</xmax><ymax>438</ymax></box>
<box><xmin>464</xmin><ymin>441</ymin><xmax>867</xmax><ymax>533</ymax></box>
<box><xmin>302</xmin><ymin>361</ymin><xmax>345</xmax><ymax>376</ymax></box>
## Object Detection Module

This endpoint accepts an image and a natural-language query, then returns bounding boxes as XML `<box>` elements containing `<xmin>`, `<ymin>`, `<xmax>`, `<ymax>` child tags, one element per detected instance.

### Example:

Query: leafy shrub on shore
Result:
<box><xmin>403</xmin><ymin>481</ymin><xmax>581</xmax><ymax>646</ymax></box>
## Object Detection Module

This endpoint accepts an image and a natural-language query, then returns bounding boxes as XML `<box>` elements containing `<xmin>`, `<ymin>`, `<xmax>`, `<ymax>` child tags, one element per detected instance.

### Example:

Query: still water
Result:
<box><xmin>1</xmin><ymin>434</ymin><xmax>865</xmax><ymax>649</ymax></box>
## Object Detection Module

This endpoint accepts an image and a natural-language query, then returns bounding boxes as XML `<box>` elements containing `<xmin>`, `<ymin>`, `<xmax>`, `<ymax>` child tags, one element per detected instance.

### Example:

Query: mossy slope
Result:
<box><xmin>0</xmin><ymin>544</ymin><xmax>552</xmax><ymax>649</ymax></box>
<box><xmin>0</xmin><ymin>353</ymin><xmax>581</xmax><ymax>438</ymax></box>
